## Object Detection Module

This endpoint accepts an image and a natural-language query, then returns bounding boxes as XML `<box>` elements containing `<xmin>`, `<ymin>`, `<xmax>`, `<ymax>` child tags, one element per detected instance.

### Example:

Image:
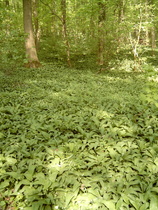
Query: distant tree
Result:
<box><xmin>5</xmin><ymin>0</ymin><xmax>9</xmax><ymax>6</ymax></box>
<box><xmin>23</xmin><ymin>0</ymin><xmax>41</xmax><ymax>68</ymax></box>
<box><xmin>98</xmin><ymin>1</ymin><xmax>106</xmax><ymax>68</ymax></box>
<box><xmin>61</xmin><ymin>0</ymin><xmax>72</xmax><ymax>67</ymax></box>
<box><xmin>32</xmin><ymin>0</ymin><xmax>40</xmax><ymax>51</ymax></box>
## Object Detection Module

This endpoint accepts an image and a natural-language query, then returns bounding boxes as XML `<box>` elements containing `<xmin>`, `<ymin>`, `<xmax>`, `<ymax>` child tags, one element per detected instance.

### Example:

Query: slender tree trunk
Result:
<box><xmin>149</xmin><ymin>0</ymin><xmax>156</xmax><ymax>54</ymax></box>
<box><xmin>32</xmin><ymin>0</ymin><xmax>40</xmax><ymax>51</ymax></box>
<box><xmin>98</xmin><ymin>2</ymin><xmax>106</xmax><ymax>68</ymax></box>
<box><xmin>61</xmin><ymin>0</ymin><xmax>72</xmax><ymax>67</ymax></box>
<box><xmin>145</xmin><ymin>0</ymin><xmax>150</xmax><ymax>46</ymax></box>
<box><xmin>51</xmin><ymin>0</ymin><xmax>56</xmax><ymax>34</ymax></box>
<box><xmin>117</xmin><ymin>0</ymin><xmax>125</xmax><ymax>45</ymax></box>
<box><xmin>23</xmin><ymin>0</ymin><xmax>41</xmax><ymax>68</ymax></box>
<box><xmin>5</xmin><ymin>0</ymin><xmax>9</xmax><ymax>6</ymax></box>
<box><xmin>90</xmin><ymin>2</ymin><xmax>95</xmax><ymax>38</ymax></box>
<box><xmin>151</xmin><ymin>27</ymin><xmax>156</xmax><ymax>54</ymax></box>
<box><xmin>128</xmin><ymin>11</ymin><xmax>142</xmax><ymax>71</ymax></box>
<box><xmin>118</xmin><ymin>0</ymin><xmax>124</xmax><ymax>23</ymax></box>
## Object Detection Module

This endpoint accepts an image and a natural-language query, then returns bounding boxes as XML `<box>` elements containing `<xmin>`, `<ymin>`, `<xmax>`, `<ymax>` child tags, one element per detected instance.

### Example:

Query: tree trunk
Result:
<box><xmin>51</xmin><ymin>0</ymin><xmax>56</xmax><ymax>34</ymax></box>
<box><xmin>117</xmin><ymin>0</ymin><xmax>125</xmax><ymax>45</ymax></box>
<box><xmin>23</xmin><ymin>0</ymin><xmax>41</xmax><ymax>68</ymax></box>
<box><xmin>90</xmin><ymin>2</ymin><xmax>95</xmax><ymax>38</ymax></box>
<box><xmin>61</xmin><ymin>0</ymin><xmax>72</xmax><ymax>67</ymax></box>
<box><xmin>5</xmin><ymin>0</ymin><xmax>9</xmax><ymax>6</ymax></box>
<box><xmin>145</xmin><ymin>0</ymin><xmax>150</xmax><ymax>46</ymax></box>
<box><xmin>151</xmin><ymin>27</ymin><xmax>156</xmax><ymax>54</ymax></box>
<box><xmin>32</xmin><ymin>0</ymin><xmax>40</xmax><ymax>51</ymax></box>
<box><xmin>118</xmin><ymin>0</ymin><xmax>124</xmax><ymax>23</ymax></box>
<box><xmin>98</xmin><ymin>2</ymin><xmax>106</xmax><ymax>68</ymax></box>
<box><xmin>149</xmin><ymin>0</ymin><xmax>156</xmax><ymax>53</ymax></box>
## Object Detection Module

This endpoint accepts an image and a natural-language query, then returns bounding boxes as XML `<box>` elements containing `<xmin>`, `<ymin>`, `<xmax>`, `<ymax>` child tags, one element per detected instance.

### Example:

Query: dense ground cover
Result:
<box><xmin>0</xmin><ymin>63</ymin><xmax>158</xmax><ymax>210</ymax></box>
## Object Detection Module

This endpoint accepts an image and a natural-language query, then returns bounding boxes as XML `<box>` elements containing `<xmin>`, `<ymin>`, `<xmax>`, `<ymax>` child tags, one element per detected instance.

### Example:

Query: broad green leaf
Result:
<box><xmin>44</xmin><ymin>205</ymin><xmax>52</xmax><ymax>210</ymax></box>
<box><xmin>24</xmin><ymin>187</ymin><xmax>39</xmax><ymax>196</ymax></box>
<box><xmin>140</xmin><ymin>203</ymin><xmax>150</xmax><ymax>210</ymax></box>
<box><xmin>0</xmin><ymin>201</ymin><xmax>6</xmax><ymax>207</ymax></box>
<box><xmin>102</xmin><ymin>200</ymin><xmax>116</xmax><ymax>210</ymax></box>
<box><xmin>6</xmin><ymin>171</ymin><xmax>22</xmax><ymax>180</ymax></box>
<box><xmin>5</xmin><ymin>157</ymin><xmax>17</xmax><ymax>165</ymax></box>
<box><xmin>67</xmin><ymin>143</ymin><xmax>75</xmax><ymax>152</ymax></box>
<box><xmin>151</xmin><ymin>187</ymin><xmax>158</xmax><ymax>193</ymax></box>
<box><xmin>130</xmin><ymin>199</ymin><xmax>141</xmax><ymax>209</ymax></box>
<box><xmin>154</xmin><ymin>158</ymin><xmax>158</xmax><ymax>166</ymax></box>
<box><xmin>24</xmin><ymin>172</ymin><xmax>33</xmax><ymax>181</ymax></box>
<box><xmin>48</xmin><ymin>171</ymin><xmax>58</xmax><ymax>182</ymax></box>
<box><xmin>65</xmin><ymin>192</ymin><xmax>74</xmax><ymax>207</ymax></box>
<box><xmin>0</xmin><ymin>180</ymin><xmax>10</xmax><ymax>189</ymax></box>
<box><xmin>116</xmin><ymin>198</ymin><xmax>123</xmax><ymax>209</ymax></box>
<box><xmin>32</xmin><ymin>202</ymin><xmax>43</xmax><ymax>210</ymax></box>
<box><xmin>0</xmin><ymin>132</ymin><xmax>4</xmax><ymax>139</ymax></box>
<box><xmin>14</xmin><ymin>179</ymin><xmax>31</xmax><ymax>193</ymax></box>
<box><xmin>108</xmin><ymin>147</ymin><xmax>117</xmax><ymax>158</ymax></box>
<box><xmin>122</xmin><ymin>194</ymin><xmax>130</xmax><ymax>204</ymax></box>
<box><xmin>150</xmin><ymin>195</ymin><xmax>158</xmax><ymax>210</ymax></box>
<box><xmin>88</xmin><ymin>188</ymin><xmax>100</xmax><ymax>198</ymax></box>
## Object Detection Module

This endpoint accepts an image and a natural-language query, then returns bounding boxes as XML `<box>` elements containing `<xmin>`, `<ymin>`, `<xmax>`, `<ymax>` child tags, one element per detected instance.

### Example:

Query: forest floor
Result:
<box><xmin>0</xmin><ymin>61</ymin><xmax>158</xmax><ymax>210</ymax></box>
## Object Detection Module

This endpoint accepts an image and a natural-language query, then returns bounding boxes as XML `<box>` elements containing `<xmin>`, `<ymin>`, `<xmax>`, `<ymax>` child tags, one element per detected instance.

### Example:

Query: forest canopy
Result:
<box><xmin>0</xmin><ymin>0</ymin><xmax>157</xmax><ymax>70</ymax></box>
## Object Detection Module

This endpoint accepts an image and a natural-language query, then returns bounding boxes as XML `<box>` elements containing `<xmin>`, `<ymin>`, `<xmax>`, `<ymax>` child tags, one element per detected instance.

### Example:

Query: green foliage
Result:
<box><xmin>0</xmin><ymin>64</ymin><xmax>158</xmax><ymax>209</ymax></box>
<box><xmin>0</xmin><ymin>30</ymin><xmax>25</xmax><ymax>69</ymax></box>
<box><xmin>0</xmin><ymin>1</ymin><xmax>24</xmax><ymax>68</ymax></box>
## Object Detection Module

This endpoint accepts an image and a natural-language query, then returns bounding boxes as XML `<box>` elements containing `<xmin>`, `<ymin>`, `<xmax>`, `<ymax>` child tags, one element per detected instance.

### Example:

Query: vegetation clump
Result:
<box><xmin>0</xmin><ymin>63</ymin><xmax>158</xmax><ymax>209</ymax></box>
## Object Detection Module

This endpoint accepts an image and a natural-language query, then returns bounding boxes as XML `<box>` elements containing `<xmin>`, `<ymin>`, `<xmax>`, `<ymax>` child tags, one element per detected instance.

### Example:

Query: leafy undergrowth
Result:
<box><xmin>0</xmin><ymin>63</ymin><xmax>158</xmax><ymax>210</ymax></box>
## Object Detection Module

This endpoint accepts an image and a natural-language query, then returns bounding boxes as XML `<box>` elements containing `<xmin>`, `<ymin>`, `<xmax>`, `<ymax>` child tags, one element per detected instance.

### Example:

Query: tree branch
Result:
<box><xmin>40</xmin><ymin>0</ymin><xmax>62</xmax><ymax>22</ymax></box>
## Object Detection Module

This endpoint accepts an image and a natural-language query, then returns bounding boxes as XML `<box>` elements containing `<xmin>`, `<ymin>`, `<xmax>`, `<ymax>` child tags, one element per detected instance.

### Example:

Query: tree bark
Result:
<box><xmin>145</xmin><ymin>0</ymin><xmax>150</xmax><ymax>46</ymax></box>
<box><xmin>149</xmin><ymin>0</ymin><xmax>156</xmax><ymax>53</ymax></box>
<box><xmin>116</xmin><ymin>0</ymin><xmax>125</xmax><ymax>46</ymax></box>
<box><xmin>61</xmin><ymin>0</ymin><xmax>72</xmax><ymax>67</ymax></box>
<box><xmin>118</xmin><ymin>0</ymin><xmax>124</xmax><ymax>23</ymax></box>
<box><xmin>151</xmin><ymin>27</ymin><xmax>156</xmax><ymax>55</ymax></box>
<box><xmin>23</xmin><ymin>0</ymin><xmax>41</xmax><ymax>68</ymax></box>
<box><xmin>98</xmin><ymin>1</ymin><xmax>106</xmax><ymax>67</ymax></box>
<box><xmin>32</xmin><ymin>0</ymin><xmax>40</xmax><ymax>51</ymax></box>
<box><xmin>5</xmin><ymin>0</ymin><xmax>9</xmax><ymax>6</ymax></box>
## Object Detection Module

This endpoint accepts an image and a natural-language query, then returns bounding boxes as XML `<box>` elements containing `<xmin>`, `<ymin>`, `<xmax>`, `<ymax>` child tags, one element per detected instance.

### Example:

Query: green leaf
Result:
<box><xmin>102</xmin><ymin>200</ymin><xmax>116</xmax><ymax>209</ymax></box>
<box><xmin>116</xmin><ymin>198</ymin><xmax>123</xmax><ymax>209</ymax></box>
<box><xmin>151</xmin><ymin>188</ymin><xmax>158</xmax><ymax>194</ymax></box>
<box><xmin>122</xmin><ymin>194</ymin><xmax>130</xmax><ymax>204</ymax></box>
<box><xmin>67</xmin><ymin>143</ymin><xmax>75</xmax><ymax>151</ymax></box>
<box><xmin>14</xmin><ymin>179</ymin><xmax>31</xmax><ymax>193</ymax></box>
<box><xmin>24</xmin><ymin>187</ymin><xmax>39</xmax><ymax>196</ymax></box>
<box><xmin>48</xmin><ymin>171</ymin><xmax>58</xmax><ymax>182</ymax></box>
<box><xmin>108</xmin><ymin>147</ymin><xmax>117</xmax><ymax>158</ymax></box>
<box><xmin>65</xmin><ymin>192</ymin><xmax>74</xmax><ymax>207</ymax></box>
<box><xmin>0</xmin><ymin>132</ymin><xmax>4</xmax><ymax>139</ymax></box>
<box><xmin>140</xmin><ymin>203</ymin><xmax>149</xmax><ymax>210</ymax></box>
<box><xmin>154</xmin><ymin>158</ymin><xmax>158</xmax><ymax>166</ymax></box>
<box><xmin>150</xmin><ymin>195</ymin><xmax>158</xmax><ymax>210</ymax></box>
<box><xmin>0</xmin><ymin>201</ymin><xmax>6</xmax><ymax>207</ymax></box>
<box><xmin>32</xmin><ymin>202</ymin><xmax>43</xmax><ymax>210</ymax></box>
<box><xmin>0</xmin><ymin>180</ymin><xmax>10</xmax><ymax>189</ymax></box>
<box><xmin>44</xmin><ymin>205</ymin><xmax>52</xmax><ymax>210</ymax></box>
<box><xmin>24</xmin><ymin>172</ymin><xmax>33</xmax><ymax>181</ymax></box>
<box><xmin>6</xmin><ymin>171</ymin><xmax>22</xmax><ymax>180</ymax></box>
<box><xmin>5</xmin><ymin>157</ymin><xmax>17</xmax><ymax>165</ymax></box>
<box><xmin>130</xmin><ymin>199</ymin><xmax>141</xmax><ymax>209</ymax></box>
